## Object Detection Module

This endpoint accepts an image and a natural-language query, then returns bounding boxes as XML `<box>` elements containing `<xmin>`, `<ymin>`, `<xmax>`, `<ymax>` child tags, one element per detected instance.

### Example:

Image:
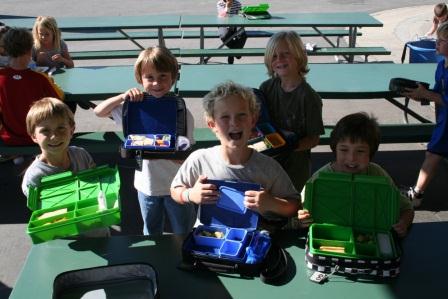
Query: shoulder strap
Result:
<box><xmin>260</xmin><ymin>244</ymin><xmax>289</xmax><ymax>284</ymax></box>
<box><xmin>176</xmin><ymin>97</ymin><xmax>187</xmax><ymax>136</ymax></box>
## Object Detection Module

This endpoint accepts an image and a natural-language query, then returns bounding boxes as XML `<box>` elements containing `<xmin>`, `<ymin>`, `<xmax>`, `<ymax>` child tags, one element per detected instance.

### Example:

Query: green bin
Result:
<box><xmin>26</xmin><ymin>165</ymin><xmax>121</xmax><ymax>244</ymax></box>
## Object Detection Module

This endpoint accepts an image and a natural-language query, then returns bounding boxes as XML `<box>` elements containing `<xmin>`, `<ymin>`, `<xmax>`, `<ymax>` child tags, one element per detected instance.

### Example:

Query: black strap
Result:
<box><xmin>260</xmin><ymin>245</ymin><xmax>289</xmax><ymax>284</ymax></box>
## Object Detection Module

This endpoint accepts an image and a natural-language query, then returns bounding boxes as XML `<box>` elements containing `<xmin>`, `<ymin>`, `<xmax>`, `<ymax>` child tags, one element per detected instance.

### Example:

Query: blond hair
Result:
<box><xmin>134</xmin><ymin>46</ymin><xmax>178</xmax><ymax>85</ymax></box>
<box><xmin>264</xmin><ymin>31</ymin><xmax>309</xmax><ymax>78</ymax></box>
<box><xmin>32</xmin><ymin>16</ymin><xmax>62</xmax><ymax>51</ymax></box>
<box><xmin>26</xmin><ymin>97</ymin><xmax>75</xmax><ymax>136</ymax></box>
<box><xmin>202</xmin><ymin>81</ymin><xmax>259</xmax><ymax>120</ymax></box>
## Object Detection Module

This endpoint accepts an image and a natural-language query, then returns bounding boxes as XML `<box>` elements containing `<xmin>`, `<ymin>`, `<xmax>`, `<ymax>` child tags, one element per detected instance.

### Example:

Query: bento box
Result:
<box><xmin>26</xmin><ymin>165</ymin><xmax>121</xmax><ymax>244</ymax></box>
<box><xmin>248</xmin><ymin>122</ymin><xmax>296</xmax><ymax>157</ymax></box>
<box><xmin>181</xmin><ymin>180</ymin><xmax>287</xmax><ymax>280</ymax></box>
<box><xmin>303</xmin><ymin>172</ymin><xmax>402</xmax><ymax>277</ymax></box>
<box><xmin>241</xmin><ymin>4</ymin><xmax>271</xmax><ymax>19</ymax></box>
<box><xmin>120</xmin><ymin>94</ymin><xmax>192</xmax><ymax>160</ymax></box>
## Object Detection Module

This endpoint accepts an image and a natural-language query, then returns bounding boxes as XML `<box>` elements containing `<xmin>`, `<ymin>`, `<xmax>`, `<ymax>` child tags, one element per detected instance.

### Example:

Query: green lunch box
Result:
<box><xmin>26</xmin><ymin>165</ymin><xmax>121</xmax><ymax>244</ymax></box>
<box><xmin>303</xmin><ymin>172</ymin><xmax>401</xmax><ymax>277</ymax></box>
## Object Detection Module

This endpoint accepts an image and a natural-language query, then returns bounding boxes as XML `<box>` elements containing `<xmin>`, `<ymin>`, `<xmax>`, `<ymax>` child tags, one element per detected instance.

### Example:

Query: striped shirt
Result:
<box><xmin>217</xmin><ymin>0</ymin><xmax>242</xmax><ymax>16</ymax></box>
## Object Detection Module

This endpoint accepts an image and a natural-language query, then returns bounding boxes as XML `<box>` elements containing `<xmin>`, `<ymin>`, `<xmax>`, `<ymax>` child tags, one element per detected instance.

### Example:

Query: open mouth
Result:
<box><xmin>48</xmin><ymin>142</ymin><xmax>64</xmax><ymax>148</ymax></box>
<box><xmin>228</xmin><ymin>132</ymin><xmax>243</xmax><ymax>140</ymax></box>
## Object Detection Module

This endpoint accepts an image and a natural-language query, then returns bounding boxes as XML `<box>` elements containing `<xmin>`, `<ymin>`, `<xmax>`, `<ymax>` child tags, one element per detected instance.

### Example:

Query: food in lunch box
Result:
<box><xmin>128</xmin><ymin>135</ymin><xmax>155</xmax><ymax>146</ymax></box>
<box><xmin>249</xmin><ymin>140</ymin><xmax>269</xmax><ymax>152</ymax></box>
<box><xmin>43</xmin><ymin>217</ymin><xmax>68</xmax><ymax>225</ymax></box>
<box><xmin>200</xmin><ymin>230</ymin><xmax>225</xmax><ymax>239</ymax></box>
<box><xmin>37</xmin><ymin>208</ymin><xmax>68</xmax><ymax>220</ymax></box>
<box><xmin>356</xmin><ymin>233</ymin><xmax>374</xmax><ymax>244</ymax></box>
<box><xmin>319</xmin><ymin>246</ymin><xmax>345</xmax><ymax>253</ymax></box>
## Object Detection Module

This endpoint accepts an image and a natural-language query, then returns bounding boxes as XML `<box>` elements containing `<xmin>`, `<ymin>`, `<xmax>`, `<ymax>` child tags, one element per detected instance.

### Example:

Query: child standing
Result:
<box><xmin>171</xmin><ymin>81</ymin><xmax>300</xmax><ymax>230</ymax></box>
<box><xmin>94</xmin><ymin>46</ymin><xmax>196</xmax><ymax>236</ymax></box>
<box><xmin>22</xmin><ymin>97</ymin><xmax>95</xmax><ymax>196</ymax></box>
<box><xmin>259</xmin><ymin>31</ymin><xmax>324</xmax><ymax>193</ymax></box>
<box><xmin>402</xmin><ymin>22</ymin><xmax>448</xmax><ymax>208</ymax></box>
<box><xmin>32</xmin><ymin>16</ymin><xmax>74</xmax><ymax>69</ymax></box>
<box><xmin>298</xmin><ymin>112</ymin><xmax>414</xmax><ymax>237</ymax></box>
<box><xmin>0</xmin><ymin>27</ymin><xmax>64</xmax><ymax>146</ymax></box>
<box><xmin>216</xmin><ymin>0</ymin><xmax>247</xmax><ymax>64</ymax></box>
<box><xmin>425</xmin><ymin>3</ymin><xmax>448</xmax><ymax>37</ymax></box>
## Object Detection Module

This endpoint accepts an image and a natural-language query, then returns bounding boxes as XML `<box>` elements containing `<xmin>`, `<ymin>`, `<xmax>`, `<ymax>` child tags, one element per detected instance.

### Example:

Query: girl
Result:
<box><xmin>259</xmin><ymin>31</ymin><xmax>324</xmax><ymax>194</ymax></box>
<box><xmin>32</xmin><ymin>16</ymin><xmax>74</xmax><ymax>69</ymax></box>
<box><xmin>425</xmin><ymin>3</ymin><xmax>448</xmax><ymax>37</ymax></box>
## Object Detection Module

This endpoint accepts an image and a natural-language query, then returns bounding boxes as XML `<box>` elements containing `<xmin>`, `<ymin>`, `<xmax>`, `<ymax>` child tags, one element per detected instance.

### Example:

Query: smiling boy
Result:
<box><xmin>171</xmin><ymin>81</ymin><xmax>300</xmax><ymax>228</ymax></box>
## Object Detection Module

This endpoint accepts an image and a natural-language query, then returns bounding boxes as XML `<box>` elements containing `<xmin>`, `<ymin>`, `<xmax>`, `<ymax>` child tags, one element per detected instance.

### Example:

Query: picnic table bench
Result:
<box><xmin>70</xmin><ymin>46</ymin><xmax>390</xmax><ymax>63</ymax></box>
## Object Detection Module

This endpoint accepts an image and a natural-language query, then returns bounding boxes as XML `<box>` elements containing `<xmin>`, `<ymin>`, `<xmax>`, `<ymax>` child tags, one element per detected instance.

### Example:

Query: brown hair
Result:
<box><xmin>2</xmin><ymin>27</ymin><xmax>33</xmax><ymax>58</ymax></box>
<box><xmin>26</xmin><ymin>97</ymin><xmax>75</xmax><ymax>136</ymax></box>
<box><xmin>134</xmin><ymin>46</ymin><xmax>178</xmax><ymax>85</ymax></box>
<box><xmin>434</xmin><ymin>3</ymin><xmax>448</xmax><ymax>18</ymax></box>
<box><xmin>330</xmin><ymin>112</ymin><xmax>380</xmax><ymax>159</ymax></box>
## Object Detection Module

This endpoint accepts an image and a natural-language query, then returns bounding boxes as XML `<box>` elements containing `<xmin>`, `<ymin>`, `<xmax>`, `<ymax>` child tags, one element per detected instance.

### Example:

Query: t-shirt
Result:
<box><xmin>171</xmin><ymin>145</ymin><xmax>300</xmax><ymax>221</ymax></box>
<box><xmin>309</xmin><ymin>162</ymin><xmax>413</xmax><ymax>212</ymax></box>
<box><xmin>32</xmin><ymin>40</ymin><xmax>69</xmax><ymax>69</ymax></box>
<box><xmin>0</xmin><ymin>67</ymin><xmax>64</xmax><ymax>145</ymax></box>
<box><xmin>217</xmin><ymin>0</ymin><xmax>242</xmax><ymax>15</ymax></box>
<box><xmin>259</xmin><ymin>77</ymin><xmax>324</xmax><ymax>192</ymax></box>
<box><xmin>111</xmin><ymin>96</ymin><xmax>195</xmax><ymax>196</ymax></box>
<box><xmin>22</xmin><ymin>146</ymin><xmax>95</xmax><ymax>196</ymax></box>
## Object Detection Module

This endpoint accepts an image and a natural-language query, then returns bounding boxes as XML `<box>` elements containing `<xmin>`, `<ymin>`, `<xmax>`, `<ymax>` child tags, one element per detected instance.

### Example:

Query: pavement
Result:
<box><xmin>1</xmin><ymin>1</ymin><xmax>447</xmax><ymax>298</ymax></box>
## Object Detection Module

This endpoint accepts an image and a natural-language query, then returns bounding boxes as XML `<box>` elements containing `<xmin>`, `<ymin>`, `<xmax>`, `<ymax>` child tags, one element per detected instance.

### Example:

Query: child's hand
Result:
<box><xmin>244</xmin><ymin>190</ymin><xmax>275</xmax><ymax>214</ymax></box>
<box><xmin>298</xmin><ymin>209</ymin><xmax>313</xmax><ymax>227</ymax></box>
<box><xmin>392</xmin><ymin>220</ymin><xmax>408</xmax><ymax>238</ymax></box>
<box><xmin>123</xmin><ymin>88</ymin><xmax>145</xmax><ymax>102</ymax></box>
<box><xmin>401</xmin><ymin>84</ymin><xmax>428</xmax><ymax>102</ymax></box>
<box><xmin>189</xmin><ymin>175</ymin><xmax>219</xmax><ymax>204</ymax></box>
<box><xmin>51</xmin><ymin>53</ymin><xmax>63</xmax><ymax>62</ymax></box>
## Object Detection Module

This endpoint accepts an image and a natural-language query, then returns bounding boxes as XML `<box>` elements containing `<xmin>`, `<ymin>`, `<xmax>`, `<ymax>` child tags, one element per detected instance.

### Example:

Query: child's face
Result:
<box><xmin>436</xmin><ymin>34</ymin><xmax>448</xmax><ymax>57</ymax></box>
<box><xmin>37</xmin><ymin>26</ymin><xmax>54</xmax><ymax>48</ymax></box>
<box><xmin>332</xmin><ymin>138</ymin><xmax>370</xmax><ymax>174</ymax></box>
<box><xmin>271</xmin><ymin>40</ymin><xmax>299</xmax><ymax>78</ymax></box>
<box><xmin>140</xmin><ymin>63</ymin><xmax>174</xmax><ymax>98</ymax></box>
<box><xmin>31</xmin><ymin>116</ymin><xmax>74</xmax><ymax>155</ymax></box>
<box><xmin>207</xmin><ymin>95</ymin><xmax>256</xmax><ymax>150</ymax></box>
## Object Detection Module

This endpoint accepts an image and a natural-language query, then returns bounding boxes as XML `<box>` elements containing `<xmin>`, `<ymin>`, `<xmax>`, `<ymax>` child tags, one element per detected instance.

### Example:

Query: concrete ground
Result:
<box><xmin>1</xmin><ymin>1</ymin><xmax>447</xmax><ymax>298</ymax></box>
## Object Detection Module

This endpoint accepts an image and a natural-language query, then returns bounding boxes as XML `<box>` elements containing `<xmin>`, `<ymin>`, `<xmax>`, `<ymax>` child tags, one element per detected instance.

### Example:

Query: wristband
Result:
<box><xmin>183</xmin><ymin>188</ymin><xmax>192</xmax><ymax>204</ymax></box>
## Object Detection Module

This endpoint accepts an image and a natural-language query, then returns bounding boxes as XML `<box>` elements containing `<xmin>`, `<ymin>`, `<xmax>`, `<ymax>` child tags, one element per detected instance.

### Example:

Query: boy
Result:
<box><xmin>402</xmin><ymin>22</ymin><xmax>448</xmax><ymax>208</ymax></box>
<box><xmin>22</xmin><ymin>97</ymin><xmax>95</xmax><ymax>197</ymax></box>
<box><xmin>298</xmin><ymin>112</ymin><xmax>414</xmax><ymax>237</ymax></box>
<box><xmin>171</xmin><ymin>81</ymin><xmax>300</xmax><ymax>229</ymax></box>
<box><xmin>0</xmin><ymin>27</ymin><xmax>64</xmax><ymax>146</ymax></box>
<box><xmin>94</xmin><ymin>46</ymin><xmax>196</xmax><ymax>236</ymax></box>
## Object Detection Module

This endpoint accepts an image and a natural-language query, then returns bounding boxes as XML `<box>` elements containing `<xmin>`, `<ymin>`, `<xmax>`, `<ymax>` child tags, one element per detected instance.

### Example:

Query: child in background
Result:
<box><xmin>0</xmin><ymin>24</ymin><xmax>10</xmax><ymax>67</ymax></box>
<box><xmin>402</xmin><ymin>22</ymin><xmax>448</xmax><ymax>208</ymax></box>
<box><xmin>260</xmin><ymin>31</ymin><xmax>324</xmax><ymax>194</ymax></box>
<box><xmin>217</xmin><ymin>0</ymin><xmax>247</xmax><ymax>64</ymax></box>
<box><xmin>171</xmin><ymin>81</ymin><xmax>300</xmax><ymax>230</ymax></box>
<box><xmin>0</xmin><ymin>27</ymin><xmax>64</xmax><ymax>146</ymax></box>
<box><xmin>298</xmin><ymin>112</ymin><xmax>414</xmax><ymax>237</ymax></box>
<box><xmin>94</xmin><ymin>46</ymin><xmax>196</xmax><ymax>236</ymax></box>
<box><xmin>32</xmin><ymin>16</ymin><xmax>74</xmax><ymax>69</ymax></box>
<box><xmin>425</xmin><ymin>3</ymin><xmax>448</xmax><ymax>37</ymax></box>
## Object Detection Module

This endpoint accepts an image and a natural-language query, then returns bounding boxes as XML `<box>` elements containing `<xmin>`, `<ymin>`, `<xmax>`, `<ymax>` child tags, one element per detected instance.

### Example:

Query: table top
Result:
<box><xmin>0</xmin><ymin>15</ymin><xmax>181</xmax><ymax>30</ymax></box>
<box><xmin>180</xmin><ymin>12</ymin><xmax>383</xmax><ymax>28</ymax></box>
<box><xmin>9</xmin><ymin>222</ymin><xmax>448</xmax><ymax>298</ymax></box>
<box><xmin>176</xmin><ymin>63</ymin><xmax>436</xmax><ymax>98</ymax></box>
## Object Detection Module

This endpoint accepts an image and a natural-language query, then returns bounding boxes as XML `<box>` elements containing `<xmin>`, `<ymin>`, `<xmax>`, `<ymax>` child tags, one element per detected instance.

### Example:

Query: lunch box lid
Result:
<box><xmin>199</xmin><ymin>179</ymin><xmax>261</xmax><ymax>230</ymax></box>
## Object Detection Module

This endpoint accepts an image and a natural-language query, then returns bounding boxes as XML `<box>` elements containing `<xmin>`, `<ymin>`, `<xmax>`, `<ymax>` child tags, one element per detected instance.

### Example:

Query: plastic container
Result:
<box><xmin>405</xmin><ymin>39</ymin><xmax>444</xmax><ymax>63</ymax></box>
<box><xmin>304</xmin><ymin>172</ymin><xmax>400</xmax><ymax>260</ymax></box>
<box><xmin>26</xmin><ymin>165</ymin><xmax>121</xmax><ymax>244</ymax></box>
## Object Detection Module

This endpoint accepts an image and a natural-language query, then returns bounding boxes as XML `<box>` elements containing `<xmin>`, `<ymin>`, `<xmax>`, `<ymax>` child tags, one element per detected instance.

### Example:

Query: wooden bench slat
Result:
<box><xmin>0</xmin><ymin>124</ymin><xmax>434</xmax><ymax>155</ymax></box>
<box><xmin>70</xmin><ymin>47</ymin><xmax>389</xmax><ymax>60</ymax></box>
<box><xmin>63</xmin><ymin>29</ymin><xmax>361</xmax><ymax>41</ymax></box>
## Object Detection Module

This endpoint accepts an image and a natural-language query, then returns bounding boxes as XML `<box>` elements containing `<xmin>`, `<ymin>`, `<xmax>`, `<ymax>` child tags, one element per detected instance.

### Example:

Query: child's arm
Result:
<box><xmin>94</xmin><ymin>88</ymin><xmax>144</xmax><ymax>118</ymax></box>
<box><xmin>392</xmin><ymin>209</ymin><xmax>414</xmax><ymax>238</ymax></box>
<box><xmin>171</xmin><ymin>175</ymin><xmax>219</xmax><ymax>205</ymax></box>
<box><xmin>295</xmin><ymin>134</ymin><xmax>320</xmax><ymax>152</ymax></box>
<box><xmin>425</xmin><ymin>19</ymin><xmax>437</xmax><ymax>36</ymax></box>
<box><xmin>402</xmin><ymin>84</ymin><xmax>444</xmax><ymax>106</ymax></box>
<box><xmin>244</xmin><ymin>190</ymin><xmax>300</xmax><ymax>217</ymax></box>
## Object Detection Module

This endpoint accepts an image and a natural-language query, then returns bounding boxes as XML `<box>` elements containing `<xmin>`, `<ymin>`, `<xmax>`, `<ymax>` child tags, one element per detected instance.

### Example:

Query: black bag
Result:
<box><xmin>219</xmin><ymin>26</ymin><xmax>247</xmax><ymax>49</ymax></box>
<box><xmin>120</xmin><ymin>93</ymin><xmax>191</xmax><ymax>166</ymax></box>
<box><xmin>52</xmin><ymin>263</ymin><xmax>159</xmax><ymax>299</ymax></box>
<box><xmin>180</xmin><ymin>179</ymin><xmax>289</xmax><ymax>284</ymax></box>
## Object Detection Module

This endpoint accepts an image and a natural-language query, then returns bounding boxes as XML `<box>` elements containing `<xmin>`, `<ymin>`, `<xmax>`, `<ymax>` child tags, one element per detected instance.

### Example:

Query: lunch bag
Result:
<box><xmin>52</xmin><ymin>263</ymin><xmax>159</xmax><ymax>299</ymax></box>
<box><xmin>219</xmin><ymin>26</ymin><xmax>247</xmax><ymax>49</ymax></box>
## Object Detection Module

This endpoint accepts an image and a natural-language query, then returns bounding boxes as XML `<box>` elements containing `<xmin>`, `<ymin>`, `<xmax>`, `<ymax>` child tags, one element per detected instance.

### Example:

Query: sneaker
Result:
<box><xmin>407</xmin><ymin>187</ymin><xmax>424</xmax><ymax>208</ymax></box>
<box><xmin>227</xmin><ymin>56</ymin><xmax>234</xmax><ymax>64</ymax></box>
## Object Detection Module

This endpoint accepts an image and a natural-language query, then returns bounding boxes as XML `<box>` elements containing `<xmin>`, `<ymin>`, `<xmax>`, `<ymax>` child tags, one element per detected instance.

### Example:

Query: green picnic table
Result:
<box><xmin>9</xmin><ymin>222</ymin><xmax>448</xmax><ymax>298</ymax></box>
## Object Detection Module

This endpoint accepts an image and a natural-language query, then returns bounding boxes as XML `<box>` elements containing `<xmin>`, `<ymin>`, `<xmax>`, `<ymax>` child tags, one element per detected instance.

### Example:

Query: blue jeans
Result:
<box><xmin>137</xmin><ymin>192</ymin><xmax>196</xmax><ymax>236</ymax></box>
